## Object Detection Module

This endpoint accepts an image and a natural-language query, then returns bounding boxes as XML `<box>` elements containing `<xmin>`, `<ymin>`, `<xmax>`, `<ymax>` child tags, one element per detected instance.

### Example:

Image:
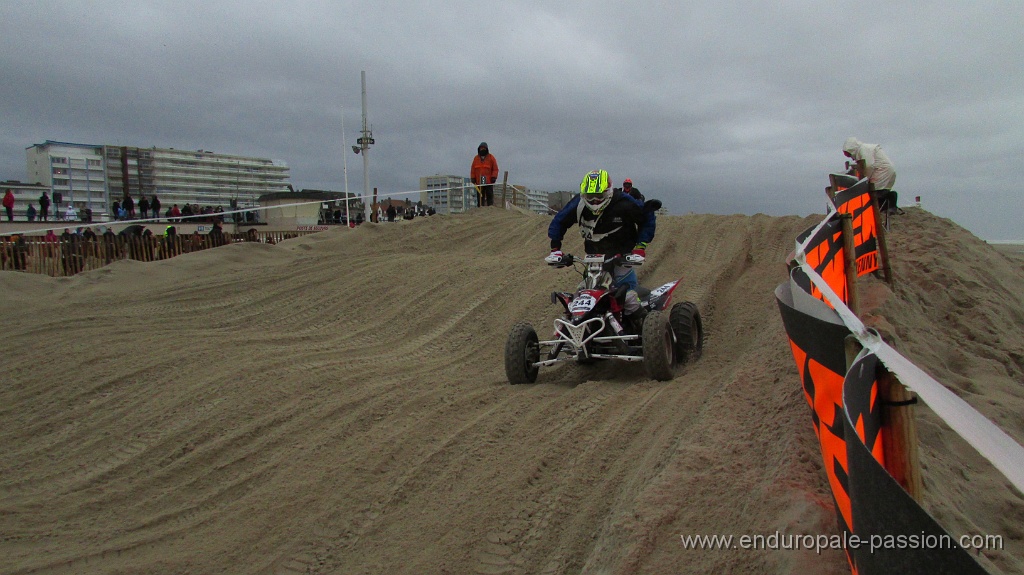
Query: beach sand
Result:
<box><xmin>1</xmin><ymin>207</ymin><xmax>1021</xmax><ymax>574</ymax></box>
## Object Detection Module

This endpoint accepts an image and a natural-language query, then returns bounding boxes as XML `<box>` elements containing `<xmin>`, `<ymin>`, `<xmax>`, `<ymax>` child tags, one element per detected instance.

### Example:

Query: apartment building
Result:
<box><xmin>25</xmin><ymin>141</ymin><xmax>291</xmax><ymax>220</ymax></box>
<box><xmin>1</xmin><ymin>180</ymin><xmax>50</xmax><ymax>221</ymax></box>
<box><xmin>419</xmin><ymin>174</ymin><xmax>474</xmax><ymax>214</ymax></box>
<box><xmin>502</xmin><ymin>184</ymin><xmax>552</xmax><ymax>214</ymax></box>
<box><xmin>26</xmin><ymin>141</ymin><xmax>107</xmax><ymax>215</ymax></box>
<box><xmin>417</xmin><ymin>174</ymin><xmax>554</xmax><ymax>215</ymax></box>
<box><xmin>104</xmin><ymin>146</ymin><xmax>290</xmax><ymax>214</ymax></box>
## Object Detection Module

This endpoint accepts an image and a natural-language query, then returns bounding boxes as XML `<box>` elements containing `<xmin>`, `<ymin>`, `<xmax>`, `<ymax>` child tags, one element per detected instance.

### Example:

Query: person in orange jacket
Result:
<box><xmin>470</xmin><ymin>142</ymin><xmax>499</xmax><ymax>207</ymax></box>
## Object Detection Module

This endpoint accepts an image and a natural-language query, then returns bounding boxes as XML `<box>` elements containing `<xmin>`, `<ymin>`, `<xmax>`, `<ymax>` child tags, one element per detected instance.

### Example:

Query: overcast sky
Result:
<box><xmin>2</xmin><ymin>1</ymin><xmax>1022</xmax><ymax>240</ymax></box>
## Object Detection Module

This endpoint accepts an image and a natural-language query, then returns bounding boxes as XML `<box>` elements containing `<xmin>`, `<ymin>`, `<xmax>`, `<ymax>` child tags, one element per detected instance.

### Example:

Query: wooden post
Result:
<box><xmin>844</xmin><ymin>335</ymin><xmax>862</xmax><ymax>374</ymax></box>
<box><xmin>827</xmin><ymin>174</ymin><xmax>839</xmax><ymax>202</ymax></box>
<box><xmin>839</xmin><ymin>213</ymin><xmax>859</xmax><ymax>315</ymax></box>
<box><xmin>844</xmin><ymin>337</ymin><xmax>923</xmax><ymax>503</ymax></box>
<box><xmin>879</xmin><ymin>369</ymin><xmax>924</xmax><ymax>502</ymax></box>
<box><xmin>867</xmin><ymin>183</ymin><xmax>894</xmax><ymax>284</ymax></box>
<box><xmin>501</xmin><ymin>171</ymin><xmax>509</xmax><ymax>207</ymax></box>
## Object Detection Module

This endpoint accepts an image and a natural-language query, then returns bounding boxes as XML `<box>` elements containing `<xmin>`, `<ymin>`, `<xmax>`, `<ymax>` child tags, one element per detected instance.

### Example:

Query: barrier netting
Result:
<box><xmin>776</xmin><ymin>175</ymin><xmax>1023</xmax><ymax>574</ymax></box>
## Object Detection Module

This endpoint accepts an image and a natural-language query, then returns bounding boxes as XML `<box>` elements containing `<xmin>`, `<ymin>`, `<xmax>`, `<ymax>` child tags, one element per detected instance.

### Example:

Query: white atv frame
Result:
<box><xmin>505</xmin><ymin>253</ymin><xmax>703</xmax><ymax>383</ymax></box>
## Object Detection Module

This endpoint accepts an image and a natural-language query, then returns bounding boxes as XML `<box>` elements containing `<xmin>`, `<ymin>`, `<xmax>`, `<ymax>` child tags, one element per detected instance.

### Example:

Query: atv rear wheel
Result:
<box><xmin>642</xmin><ymin>310</ymin><xmax>676</xmax><ymax>381</ymax></box>
<box><xmin>505</xmin><ymin>322</ymin><xmax>540</xmax><ymax>384</ymax></box>
<box><xmin>670</xmin><ymin>302</ymin><xmax>704</xmax><ymax>364</ymax></box>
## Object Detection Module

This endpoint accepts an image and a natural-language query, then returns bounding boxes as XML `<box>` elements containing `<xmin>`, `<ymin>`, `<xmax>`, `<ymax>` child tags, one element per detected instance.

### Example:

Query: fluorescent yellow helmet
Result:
<box><xmin>580</xmin><ymin>169</ymin><xmax>611</xmax><ymax>213</ymax></box>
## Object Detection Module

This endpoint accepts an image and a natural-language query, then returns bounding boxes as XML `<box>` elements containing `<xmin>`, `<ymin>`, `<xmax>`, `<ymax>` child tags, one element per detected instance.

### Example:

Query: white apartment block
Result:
<box><xmin>25</xmin><ymin>140</ymin><xmax>291</xmax><ymax>220</ymax></box>
<box><xmin>1</xmin><ymin>180</ymin><xmax>51</xmax><ymax>221</ymax></box>
<box><xmin>418</xmin><ymin>174</ymin><xmax>552</xmax><ymax>215</ymax></box>
<box><xmin>104</xmin><ymin>146</ymin><xmax>290</xmax><ymax>214</ymax></box>
<box><xmin>26</xmin><ymin>141</ymin><xmax>106</xmax><ymax>215</ymax></box>
<box><xmin>503</xmin><ymin>185</ymin><xmax>551</xmax><ymax>214</ymax></box>
<box><xmin>419</xmin><ymin>174</ymin><xmax>475</xmax><ymax>214</ymax></box>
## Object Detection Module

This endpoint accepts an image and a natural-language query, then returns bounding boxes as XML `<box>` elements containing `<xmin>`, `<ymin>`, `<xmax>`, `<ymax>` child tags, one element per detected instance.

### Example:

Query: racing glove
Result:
<box><xmin>544</xmin><ymin>250</ymin><xmax>564</xmax><ymax>265</ymax></box>
<box><xmin>625</xmin><ymin>243</ymin><xmax>647</xmax><ymax>266</ymax></box>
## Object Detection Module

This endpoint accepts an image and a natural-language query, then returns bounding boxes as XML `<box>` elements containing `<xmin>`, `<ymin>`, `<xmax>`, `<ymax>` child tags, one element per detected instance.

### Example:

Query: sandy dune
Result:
<box><xmin>1</xmin><ymin>207</ymin><xmax>1021</xmax><ymax>574</ymax></box>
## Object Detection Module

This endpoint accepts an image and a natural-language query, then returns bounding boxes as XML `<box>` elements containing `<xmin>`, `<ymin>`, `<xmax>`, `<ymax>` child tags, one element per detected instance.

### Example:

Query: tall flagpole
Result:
<box><xmin>342</xmin><ymin>105</ymin><xmax>350</xmax><ymax>226</ymax></box>
<box><xmin>358</xmin><ymin>71</ymin><xmax>374</xmax><ymax>223</ymax></box>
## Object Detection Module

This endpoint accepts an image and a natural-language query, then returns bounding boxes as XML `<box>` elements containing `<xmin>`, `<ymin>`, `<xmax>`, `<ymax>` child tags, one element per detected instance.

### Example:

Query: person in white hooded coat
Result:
<box><xmin>843</xmin><ymin>137</ymin><xmax>897</xmax><ymax>212</ymax></box>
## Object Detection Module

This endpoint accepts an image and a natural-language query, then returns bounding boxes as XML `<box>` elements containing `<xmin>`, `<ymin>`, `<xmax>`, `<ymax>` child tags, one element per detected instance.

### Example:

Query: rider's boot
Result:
<box><xmin>624</xmin><ymin>307</ymin><xmax>648</xmax><ymax>332</ymax></box>
<box><xmin>622</xmin><ymin>289</ymin><xmax>647</xmax><ymax>332</ymax></box>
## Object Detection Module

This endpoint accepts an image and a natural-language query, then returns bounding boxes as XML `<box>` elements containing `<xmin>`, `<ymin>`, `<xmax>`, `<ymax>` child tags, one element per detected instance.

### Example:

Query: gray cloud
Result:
<box><xmin>2</xmin><ymin>1</ymin><xmax>1022</xmax><ymax>239</ymax></box>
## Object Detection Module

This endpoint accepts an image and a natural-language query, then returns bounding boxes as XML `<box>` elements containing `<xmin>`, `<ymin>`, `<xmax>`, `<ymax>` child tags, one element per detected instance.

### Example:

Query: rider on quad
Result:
<box><xmin>545</xmin><ymin>169</ymin><xmax>656</xmax><ymax>330</ymax></box>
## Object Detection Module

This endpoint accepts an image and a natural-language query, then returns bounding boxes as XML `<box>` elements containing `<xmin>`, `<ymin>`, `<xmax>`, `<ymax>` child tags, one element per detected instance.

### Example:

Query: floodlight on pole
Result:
<box><xmin>341</xmin><ymin>105</ymin><xmax>350</xmax><ymax>227</ymax></box>
<box><xmin>358</xmin><ymin>71</ymin><xmax>374</xmax><ymax>223</ymax></box>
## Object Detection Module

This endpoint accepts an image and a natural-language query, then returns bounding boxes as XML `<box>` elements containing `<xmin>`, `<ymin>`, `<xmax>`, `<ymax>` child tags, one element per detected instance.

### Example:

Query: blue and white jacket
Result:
<box><xmin>548</xmin><ymin>190</ymin><xmax>655</xmax><ymax>255</ymax></box>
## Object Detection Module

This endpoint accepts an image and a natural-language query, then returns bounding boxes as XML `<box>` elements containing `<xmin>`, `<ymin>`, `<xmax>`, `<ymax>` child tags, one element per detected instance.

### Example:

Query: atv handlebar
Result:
<box><xmin>550</xmin><ymin>253</ymin><xmax>639</xmax><ymax>269</ymax></box>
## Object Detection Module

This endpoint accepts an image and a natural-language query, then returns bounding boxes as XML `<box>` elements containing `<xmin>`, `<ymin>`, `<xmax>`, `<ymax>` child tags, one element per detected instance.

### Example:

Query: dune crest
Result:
<box><xmin>1</xmin><ymin>208</ymin><xmax>1020</xmax><ymax>574</ymax></box>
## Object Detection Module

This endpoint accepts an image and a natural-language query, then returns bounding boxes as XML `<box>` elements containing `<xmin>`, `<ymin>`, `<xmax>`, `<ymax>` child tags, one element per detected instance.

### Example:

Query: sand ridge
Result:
<box><xmin>1</xmin><ymin>207</ymin><xmax>1021</xmax><ymax>574</ymax></box>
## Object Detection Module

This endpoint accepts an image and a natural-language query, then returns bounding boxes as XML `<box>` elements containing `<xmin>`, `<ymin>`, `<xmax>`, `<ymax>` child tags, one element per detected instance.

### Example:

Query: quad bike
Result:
<box><xmin>505</xmin><ymin>253</ymin><xmax>703</xmax><ymax>384</ymax></box>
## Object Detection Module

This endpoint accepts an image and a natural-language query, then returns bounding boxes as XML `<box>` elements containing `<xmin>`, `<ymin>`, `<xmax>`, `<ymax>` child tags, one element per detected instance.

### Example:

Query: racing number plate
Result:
<box><xmin>569</xmin><ymin>294</ymin><xmax>597</xmax><ymax>314</ymax></box>
<box><xmin>649</xmin><ymin>281</ymin><xmax>677</xmax><ymax>301</ymax></box>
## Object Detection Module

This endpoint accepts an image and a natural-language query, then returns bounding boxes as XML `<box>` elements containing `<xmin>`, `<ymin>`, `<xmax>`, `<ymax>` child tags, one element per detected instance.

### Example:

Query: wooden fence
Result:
<box><xmin>0</xmin><ymin>230</ymin><xmax>314</xmax><ymax>277</ymax></box>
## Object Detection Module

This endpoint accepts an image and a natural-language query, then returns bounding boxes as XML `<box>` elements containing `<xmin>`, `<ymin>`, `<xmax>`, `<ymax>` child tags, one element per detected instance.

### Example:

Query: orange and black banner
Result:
<box><xmin>777</xmin><ymin>278</ymin><xmax>989</xmax><ymax>574</ymax></box>
<box><xmin>843</xmin><ymin>353</ymin><xmax>987</xmax><ymax>574</ymax></box>
<box><xmin>776</xmin><ymin>276</ymin><xmax>856</xmax><ymax>568</ymax></box>
<box><xmin>840</xmin><ymin>351</ymin><xmax>884</xmax><ymax>466</ymax></box>
<box><xmin>794</xmin><ymin>214</ymin><xmax>848</xmax><ymax>306</ymax></box>
<box><xmin>831</xmin><ymin>179</ymin><xmax>880</xmax><ymax>276</ymax></box>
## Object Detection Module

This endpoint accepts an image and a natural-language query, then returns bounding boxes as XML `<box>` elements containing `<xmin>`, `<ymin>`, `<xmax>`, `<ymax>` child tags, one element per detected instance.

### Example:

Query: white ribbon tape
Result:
<box><xmin>792</xmin><ymin>242</ymin><xmax>1024</xmax><ymax>493</ymax></box>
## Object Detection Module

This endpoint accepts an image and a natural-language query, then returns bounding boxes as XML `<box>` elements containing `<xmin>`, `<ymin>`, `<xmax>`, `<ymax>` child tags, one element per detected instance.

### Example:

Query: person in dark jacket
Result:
<box><xmin>150</xmin><ymin>195</ymin><xmax>161</xmax><ymax>220</ymax></box>
<box><xmin>622</xmin><ymin>178</ymin><xmax>644</xmax><ymax>201</ymax></box>
<box><xmin>545</xmin><ymin>169</ymin><xmax>656</xmax><ymax>322</ymax></box>
<box><xmin>123</xmin><ymin>194</ymin><xmax>136</xmax><ymax>219</ymax></box>
<box><xmin>208</xmin><ymin>220</ymin><xmax>225</xmax><ymax>247</ymax></box>
<box><xmin>39</xmin><ymin>192</ymin><xmax>51</xmax><ymax>222</ymax></box>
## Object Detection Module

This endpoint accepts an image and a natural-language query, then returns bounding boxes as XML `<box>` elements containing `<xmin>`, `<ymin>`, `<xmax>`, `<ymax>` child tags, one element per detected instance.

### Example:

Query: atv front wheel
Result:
<box><xmin>642</xmin><ymin>310</ymin><xmax>676</xmax><ymax>381</ymax></box>
<box><xmin>505</xmin><ymin>322</ymin><xmax>540</xmax><ymax>384</ymax></box>
<box><xmin>670</xmin><ymin>301</ymin><xmax>704</xmax><ymax>364</ymax></box>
